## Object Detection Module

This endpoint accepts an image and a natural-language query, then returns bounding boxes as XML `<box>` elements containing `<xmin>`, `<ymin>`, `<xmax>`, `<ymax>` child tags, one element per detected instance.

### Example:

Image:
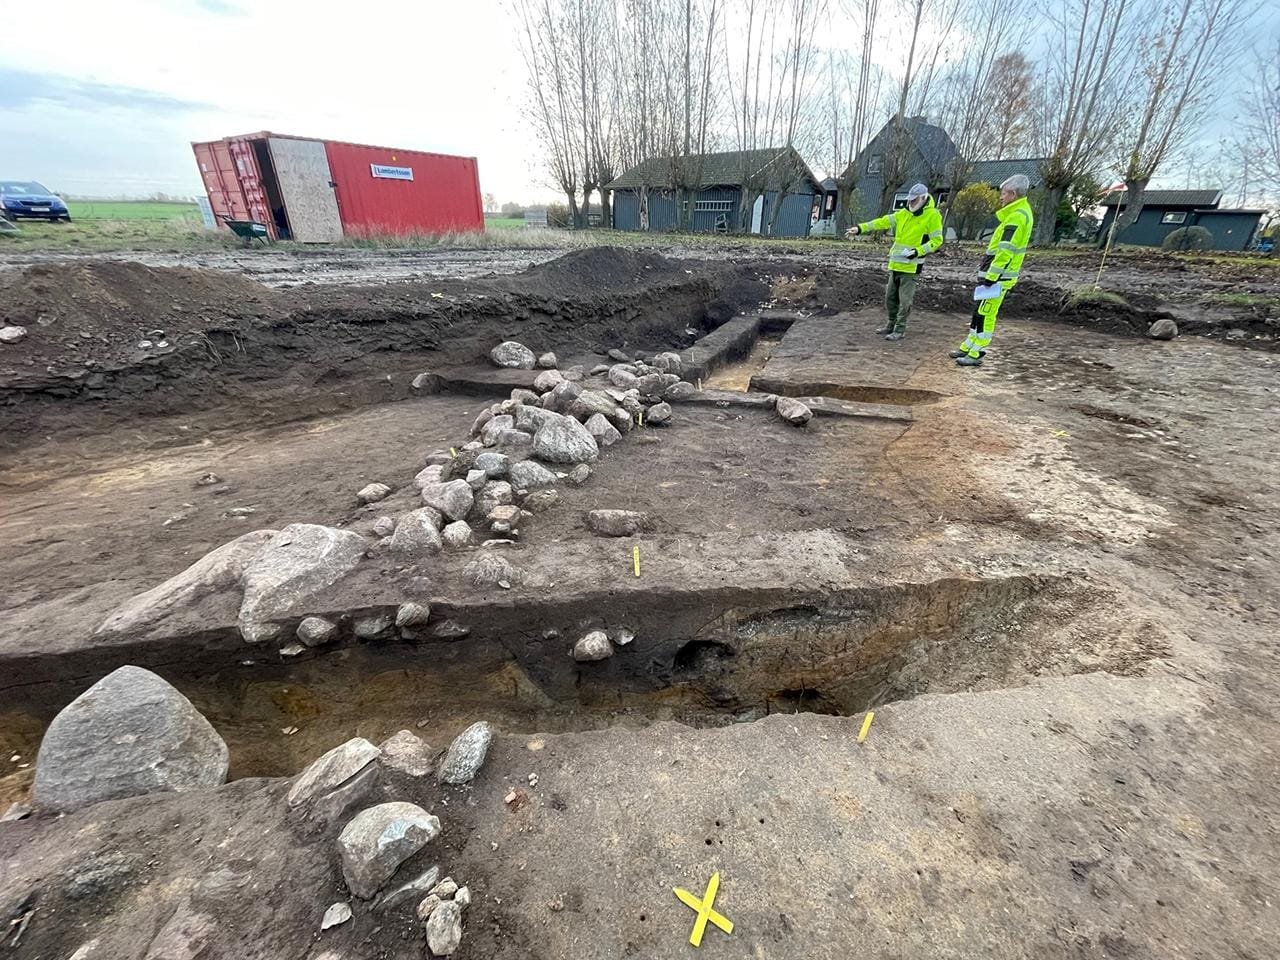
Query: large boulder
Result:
<box><xmin>473</xmin><ymin>452</ymin><xmax>510</xmax><ymax>478</ymax></box>
<box><xmin>569</xmin><ymin>390</ymin><xmax>621</xmax><ymax>423</ymax></box>
<box><xmin>533</xmin><ymin>369</ymin><xmax>565</xmax><ymax>393</ymax></box>
<box><xmin>489</xmin><ymin>341</ymin><xmax>536</xmax><ymax>369</ymax></box>
<box><xmin>775</xmin><ymin>396</ymin><xmax>813</xmax><ymax>426</ymax></box>
<box><xmin>421</xmin><ymin>480</ymin><xmax>474</xmax><ymax>521</ymax></box>
<box><xmin>337</xmin><ymin>802</ymin><xmax>441</xmax><ymax>899</ymax></box>
<box><xmin>532</xmin><ymin>415</ymin><xmax>599</xmax><ymax>464</ymax></box>
<box><xmin>585</xmin><ymin>413</ymin><xmax>621</xmax><ymax>447</ymax></box>
<box><xmin>390</xmin><ymin>508</ymin><xmax>445</xmax><ymax>558</ymax></box>
<box><xmin>515</xmin><ymin>404</ymin><xmax>563</xmax><ymax>434</ymax></box>
<box><xmin>34</xmin><ymin>666</ymin><xmax>229</xmax><ymax>813</ymax></box>
<box><xmin>544</xmin><ymin>380</ymin><xmax>582</xmax><ymax>413</ymax></box>
<box><xmin>480</xmin><ymin>414</ymin><xmax>515</xmax><ymax>447</ymax></box>
<box><xmin>238</xmin><ymin>525</ymin><xmax>366</xmax><ymax>642</ymax></box>
<box><xmin>96</xmin><ymin>529</ymin><xmax>277</xmax><ymax>638</ymax></box>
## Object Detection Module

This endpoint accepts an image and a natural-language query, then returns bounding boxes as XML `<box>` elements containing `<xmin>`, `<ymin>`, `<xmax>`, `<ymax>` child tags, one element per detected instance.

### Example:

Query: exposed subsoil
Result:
<box><xmin>1</xmin><ymin>247</ymin><xmax>1278</xmax><ymax>959</ymax></box>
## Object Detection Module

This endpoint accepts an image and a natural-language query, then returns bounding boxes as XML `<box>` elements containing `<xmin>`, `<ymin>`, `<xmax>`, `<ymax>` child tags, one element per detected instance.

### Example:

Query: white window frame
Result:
<box><xmin>1161</xmin><ymin>211</ymin><xmax>1187</xmax><ymax>225</ymax></box>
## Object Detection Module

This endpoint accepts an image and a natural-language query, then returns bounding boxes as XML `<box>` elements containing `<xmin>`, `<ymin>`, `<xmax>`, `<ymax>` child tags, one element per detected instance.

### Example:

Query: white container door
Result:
<box><xmin>268</xmin><ymin>137</ymin><xmax>343</xmax><ymax>243</ymax></box>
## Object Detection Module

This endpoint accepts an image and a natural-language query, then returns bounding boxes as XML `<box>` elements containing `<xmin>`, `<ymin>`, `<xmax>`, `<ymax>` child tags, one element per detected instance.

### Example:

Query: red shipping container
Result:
<box><xmin>191</xmin><ymin>132</ymin><xmax>482</xmax><ymax>242</ymax></box>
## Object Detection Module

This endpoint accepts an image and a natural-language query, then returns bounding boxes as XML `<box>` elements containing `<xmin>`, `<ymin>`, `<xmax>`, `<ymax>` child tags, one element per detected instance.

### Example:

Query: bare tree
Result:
<box><xmin>981</xmin><ymin>52</ymin><xmax>1035</xmax><ymax>158</ymax></box>
<box><xmin>832</xmin><ymin>0</ymin><xmax>884</xmax><ymax>231</ymax></box>
<box><xmin>1030</xmin><ymin>0</ymin><xmax>1137</xmax><ymax>244</ymax></box>
<box><xmin>1106</xmin><ymin>0</ymin><xmax>1255</xmax><ymax>239</ymax></box>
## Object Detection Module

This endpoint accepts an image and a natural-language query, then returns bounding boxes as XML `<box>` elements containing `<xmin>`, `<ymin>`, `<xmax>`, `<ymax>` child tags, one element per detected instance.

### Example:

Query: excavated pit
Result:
<box><xmin>0</xmin><ymin>570</ymin><xmax>1120</xmax><ymax>797</ymax></box>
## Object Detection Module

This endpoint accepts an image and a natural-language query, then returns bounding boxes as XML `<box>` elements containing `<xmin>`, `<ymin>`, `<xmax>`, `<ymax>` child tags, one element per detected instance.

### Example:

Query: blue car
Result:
<box><xmin>0</xmin><ymin>180</ymin><xmax>71</xmax><ymax>221</ymax></box>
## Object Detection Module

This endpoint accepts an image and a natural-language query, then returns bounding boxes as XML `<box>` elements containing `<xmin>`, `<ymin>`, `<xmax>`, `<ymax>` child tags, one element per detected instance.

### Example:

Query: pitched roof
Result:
<box><xmin>1101</xmin><ymin>189</ymin><xmax>1221</xmax><ymax>208</ymax></box>
<box><xmin>906</xmin><ymin>117</ymin><xmax>959</xmax><ymax>170</ymax></box>
<box><xmin>606</xmin><ymin>147</ymin><xmax>818</xmax><ymax>192</ymax></box>
<box><xmin>967</xmin><ymin>158</ymin><xmax>1048</xmax><ymax>188</ymax></box>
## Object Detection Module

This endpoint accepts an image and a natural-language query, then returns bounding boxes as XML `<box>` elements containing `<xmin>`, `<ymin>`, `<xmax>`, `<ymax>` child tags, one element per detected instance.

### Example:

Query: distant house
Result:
<box><xmin>840</xmin><ymin>118</ymin><xmax>1052</xmax><ymax>220</ymax></box>
<box><xmin>606</xmin><ymin>147</ymin><xmax>820</xmax><ymax>238</ymax></box>
<box><xmin>1099</xmin><ymin>189</ymin><xmax>1263</xmax><ymax>251</ymax></box>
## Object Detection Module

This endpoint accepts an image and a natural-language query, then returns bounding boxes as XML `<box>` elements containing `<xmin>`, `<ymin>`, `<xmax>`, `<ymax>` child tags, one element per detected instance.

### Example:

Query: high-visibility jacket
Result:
<box><xmin>858</xmin><ymin>196</ymin><xmax>944</xmax><ymax>273</ymax></box>
<box><xmin>980</xmin><ymin>196</ymin><xmax>1033</xmax><ymax>289</ymax></box>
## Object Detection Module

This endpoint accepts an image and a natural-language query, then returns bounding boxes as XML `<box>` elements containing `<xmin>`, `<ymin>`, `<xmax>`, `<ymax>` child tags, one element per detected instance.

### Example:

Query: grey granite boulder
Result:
<box><xmin>286</xmin><ymin>737</ymin><xmax>381</xmax><ymax>808</ymax></box>
<box><xmin>437</xmin><ymin>722</ymin><xmax>493</xmax><ymax>785</ymax></box>
<box><xmin>238</xmin><ymin>525</ymin><xmax>366</xmax><ymax>641</ymax></box>
<box><xmin>337</xmin><ymin>802</ymin><xmax>441</xmax><ymax>899</ymax></box>
<box><xmin>489</xmin><ymin>341</ymin><xmax>536</xmax><ymax>369</ymax></box>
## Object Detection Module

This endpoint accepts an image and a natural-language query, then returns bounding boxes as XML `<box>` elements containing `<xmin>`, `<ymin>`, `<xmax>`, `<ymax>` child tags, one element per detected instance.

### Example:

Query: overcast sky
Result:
<box><xmin>3</xmin><ymin>0</ymin><xmax>1276</xmax><ymax>203</ymax></box>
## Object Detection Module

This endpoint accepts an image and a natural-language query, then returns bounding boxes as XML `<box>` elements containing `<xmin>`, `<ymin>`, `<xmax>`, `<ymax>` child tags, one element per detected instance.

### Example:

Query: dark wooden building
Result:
<box><xmin>607</xmin><ymin>147</ymin><xmax>820</xmax><ymax>238</ymax></box>
<box><xmin>840</xmin><ymin>117</ymin><xmax>958</xmax><ymax>220</ymax></box>
<box><xmin>1099</xmin><ymin>190</ymin><xmax>1264</xmax><ymax>251</ymax></box>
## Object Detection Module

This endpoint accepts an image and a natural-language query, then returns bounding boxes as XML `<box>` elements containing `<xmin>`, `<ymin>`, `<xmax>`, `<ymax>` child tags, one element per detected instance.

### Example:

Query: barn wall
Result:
<box><xmin>763</xmin><ymin>191</ymin><xmax>816</xmax><ymax>237</ymax></box>
<box><xmin>613</xmin><ymin>191</ymin><xmax>640</xmax><ymax>230</ymax></box>
<box><xmin>1194</xmin><ymin>211</ymin><xmax>1262</xmax><ymax>251</ymax></box>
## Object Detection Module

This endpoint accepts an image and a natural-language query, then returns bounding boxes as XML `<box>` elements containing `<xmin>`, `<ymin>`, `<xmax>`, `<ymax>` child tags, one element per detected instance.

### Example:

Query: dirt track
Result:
<box><xmin>1</xmin><ymin>245</ymin><xmax>1278</xmax><ymax>959</ymax></box>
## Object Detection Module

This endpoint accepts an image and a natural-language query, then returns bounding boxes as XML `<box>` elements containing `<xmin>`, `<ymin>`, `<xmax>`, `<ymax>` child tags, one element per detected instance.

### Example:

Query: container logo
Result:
<box><xmin>371</xmin><ymin>164</ymin><xmax>414</xmax><ymax>181</ymax></box>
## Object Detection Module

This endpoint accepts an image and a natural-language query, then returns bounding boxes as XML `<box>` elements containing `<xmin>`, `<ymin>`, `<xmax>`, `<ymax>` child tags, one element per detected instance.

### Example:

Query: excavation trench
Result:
<box><xmin>1</xmin><ymin>572</ymin><xmax>1089</xmax><ymax>795</ymax></box>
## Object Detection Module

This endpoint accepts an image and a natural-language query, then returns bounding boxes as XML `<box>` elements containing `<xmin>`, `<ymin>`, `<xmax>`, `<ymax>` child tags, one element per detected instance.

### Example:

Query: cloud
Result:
<box><xmin>0</xmin><ymin>67</ymin><xmax>213</xmax><ymax>115</ymax></box>
<box><xmin>193</xmin><ymin>0</ymin><xmax>244</xmax><ymax>13</ymax></box>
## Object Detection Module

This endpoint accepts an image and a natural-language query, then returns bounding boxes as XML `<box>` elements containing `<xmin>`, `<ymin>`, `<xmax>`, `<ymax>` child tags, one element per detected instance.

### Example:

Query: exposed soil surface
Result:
<box><xmin>1</xmin><ymin>246</ymin><xmax>1278</xmax><ymax>960</ymax></box>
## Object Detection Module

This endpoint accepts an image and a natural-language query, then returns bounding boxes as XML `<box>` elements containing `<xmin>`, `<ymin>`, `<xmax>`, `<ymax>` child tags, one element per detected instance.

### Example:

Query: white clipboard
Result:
<box><xmin>974</xmin><ymin>282</ymin><xmax>1003</xmax><ymax>301</ymax></box>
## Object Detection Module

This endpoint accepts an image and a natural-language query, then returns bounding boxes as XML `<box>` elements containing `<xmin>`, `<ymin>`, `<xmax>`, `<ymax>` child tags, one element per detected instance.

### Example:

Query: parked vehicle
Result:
<box><xmin>0</xmin><ymin>181</ymin><xmax>71</xmax><ymax>221</ymax></box>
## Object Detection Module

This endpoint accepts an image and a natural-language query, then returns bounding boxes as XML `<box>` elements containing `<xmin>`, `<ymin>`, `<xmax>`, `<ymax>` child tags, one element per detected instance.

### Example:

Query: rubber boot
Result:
<box><xmin>948</xmin><ymin>349</ymin><xmax>967</xmax><ymax>359</ymax></box>
<box><xmin>955</xmin><ymin>355</ymin><xmax>983</xmax><ymax>367</ymax></box>
<box><xmin>885</xmin><ymin>331</ymin><xmax>905</xmax><ymax>341</ymax></box>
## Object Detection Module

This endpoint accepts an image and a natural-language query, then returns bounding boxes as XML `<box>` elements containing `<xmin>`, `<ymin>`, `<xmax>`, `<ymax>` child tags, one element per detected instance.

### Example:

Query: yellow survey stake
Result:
<box><xmin>673</xmin><ymin>871</ymin><xmax>733</xmax><ymax>947</ymax></box>
<box><xmin>858</xmin><ymin>710</ymin><xmax>875</xmax><ymax>743</ymax></box>
<box><xmin>633</xmin><ymin>545</ymin><xmax>641</xmax><ymax>577</ymax></box>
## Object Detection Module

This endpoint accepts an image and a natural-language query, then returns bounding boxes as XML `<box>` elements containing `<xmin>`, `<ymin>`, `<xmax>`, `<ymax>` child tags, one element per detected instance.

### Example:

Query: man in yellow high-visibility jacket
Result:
<box><xmin>849</xmin><ymin>182</ymin><xmax>944</xmax><ymax>341</ymax></box>
<box><xmin>952</xmin><ymin>175</ymin><xmax>1034</xmax><ymax>367</ymax></box>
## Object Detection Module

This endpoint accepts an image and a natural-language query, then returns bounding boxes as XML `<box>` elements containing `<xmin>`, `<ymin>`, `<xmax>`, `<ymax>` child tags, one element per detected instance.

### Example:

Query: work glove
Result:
<box><xmin>904</xmin><ymin>249</ymin><xmax>919</xmax><ymax>260</ymax></box>
<box><xmin>848</xmin><ymin>225</ymin><xmax>861</xmax><ymax>236</ymax></box>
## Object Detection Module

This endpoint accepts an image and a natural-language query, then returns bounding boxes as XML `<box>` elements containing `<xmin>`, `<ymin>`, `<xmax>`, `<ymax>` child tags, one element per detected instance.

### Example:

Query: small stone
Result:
<box><xmin>421</xmin><ymin>480</ymin><xmax>474</xmax><ymax>521</ymax></box>
<box><xmin>562</xmin><ymin>364</ymin><xmax>585</xmax><ymax>381</ymax></box>
<box><xmin>194</xmin><ymin>472</ymin><xmax>222</xmax><ymax>487</ymax></box>
<box><xmin>569</xmin><ymin>389</ymin><xmax>622</xmax><ymax>423</ymax></box>
<box><xmin>609</xmin><ymin>366</ymin><xmax>639</xmax><ymax>389</ymax></box>
<box><xmin>508</xmin><ymin>460</ymin><xmax>557</xmax><ymax>490</ymax></box>
<box><xmin>488</xmin><ymin>504</ymin><xmax>522</xmax><ymax>525</ymax></box>
<box><xmin>537</xmin><ymin>351</ymin><xmax>558</xmax><ymax>369</ymax></box>
<box><xmin>280</xmin><ymin>642</ymin><xmax>305</xmax><ymax>658</ymax></box>
<box><xmin>480</xmin><ymin>414</ymin><xmax>515</xmax><ymax>447</ymax></box>
<box><xmin>607</xmin><ymin>348</ymin><xmax>631</xmax><ymax>362</ymax></box>
<box><xmin>534</xmin><ymin>368</ymin><xmax>565</xmax><ymax>392</ymax></box>
<box><xmin>462</xmin><ymin>440</ymin><xmax>483</xmax><ymax>451</ymax></box>
<box><xmin>490</xmin><ymin>341</ymin><xmax>536</xmax><ymax>369</ymax></box>
<box><xmin>1148</xmin><ymin>318</ymin><xmax>1178</xmax><ymax>340</ymax></box>
<box><xmin>585</xmin><ymin>413</ymin><xmax>622</xmax><ymax>446</ymax></box>
<box><xmin>474</xmin><ymin>452</ymin><xmax>510</xmax><ymax>478</ymax></box>
<box><xmin>465</xmin><ymin>469</ymin><xmax>488</xmax><ymax>491</ymax></box>
<box><xmin>372</xmin><ymin>516</ymin><xmax>397</xmax><ymax>538</ymax></box>
<box><xmin>645</xmin><ymin>402</ymin><xmax>673</xmax><ymax>425</ymax></box>
<box><xmin>0</xmin><ymin>802</ymin><xmax>32</xmax><ymax>822</ymax></box>
<box><xmin>442</xmin><ymin>520</ymin><xmax>473</xmax><ymax>549</ymax></box>
<box><xmin>287</xmin><ymin>737</ymin><xmax>381</xmax><ymax>808</ymax></box>
<box><xmin>566</xmin><ymin>464</ymin><xmax>591</xmax><ymax>486</ymax></box>
<box><xmin>510</xmin><ymin>388</ymin><xmax>541</xmax><ymax>405</ymax></box>
<box><xmin>357</xmin><ymin>482</ymin><xmax>392</xmax><ymax>504</ymax></box>
<box><xmin>391</xmin><ymin>509</ymin><xmax>443</xmax><ymax>557</ymax></box>
<box><xmin>775</xmin><ymin>396</ymin><xmax>812</xmax><ymax>425</ymax></box>
<box><xmin>430</xmin><ymin>619</ymin><xmax>471</xmax><ymax>640</ymax></box>
<box><xmin>297</xmin><ymin>616</ymin><xmax>339</xmax><ymax>647</ymax></box>
<box><xmin>311</xmin><ymin>764</ymin><xmax>381</xmax><ymax>827</ymax></box>
<box><xmin>416</xmin><ymin>894</ymin><xmax>443</xmax><ymax>920</ymax></box>
<box><xmin>665</xmin><ymin>381</ymin><xmax>696</xmax><ymax>401</ymax></box>
<box><xmin>0</xmin><ymin>325</ymin><xmax>28</xmax><ymax>345</ymax></box>
<box><xmin>590</xmin><ymin>363</ymin><xmax>610</xmax><ymax>375</ymax></box>
<box><xmin>545</xmin><ymin>379</ymin><xmax>582</xmax><ymax>413</ymax></box>
<box><xmin>378</xmin><ymin>730</ymin><xmax>435</xmax><ymax>777</ymax></box>
<box><xmin>337</xmin><ymin>802</ymin><xmax>441</xmax><ymax>899</ymax></box>
<box><xmin>411</xmin><ymin>372</ymin><xmax>440</xmax><ymax>393</ymax></box>
<box><xmin>610</xmin><ymin>626</ymin><xmax>636</xmax><ymax>646</ymax></box>
<box><xmin>464</xmin><ymin>554</ymin><xmax>519</xmax><ymax>587</ymax></box>
<box><xmin>470</xmin><ymin>408</ymin><xmax>494</xmax><ymax>438</ymax></box>
<box><xmin>455</xmin><ymin>885</ymin><xmax>471</xmax><ymax>909</ymax></box>
<box><xmin>573</xmin><ymin>630</ymin><xmax>613</xmax><ymax>662</ymax></box>
<box><xmin>496</xmin><ymin>428</ymin><xmax>534</xmax><ymax>451</ymax></box>
<box><xmin>438</xmin><ymin>721</ymin><xmax>493</xmax><ymax>784</ymax></box>
<box><xmin>353</xmin><ymin>613</ymin><xmax>394</xmax><ymax>639</ymax></box>
<box><xmin>491</xmin><ymin>521</ymin><xmax>512</xmax><ymax>535</ymax></box>
<box><xmin>396</xmin><ymin>602</ymin><xmax>432</xmax><ymax>628</ymax></box>
<box><xmin>587</xmin><ymin>509</ymin><xmax>656</xmax><ymax>537</ymax></box>
<box><xmin>414</xmin><ymin>464</ymin><xmax>445</xmax><ymax>489</ymax></box>
<box><xmin>375</xmin><ymin>865</ymin><xmax>441</xmax><ymax>913</ymax></box>
<box><xmin>522</xmin><ymin>489</ymin><xmax>560</xmax><ymax>513</ymax></box>
<box><xmin>321</xmin><ymin>902</ymin><xmax>352</xmax><ymax>931</ymax></box>
<box><xmin>475</xmin><ymin>480</ymin><xmax>515</xmax><ymax>518</ymax></box>
<box><xmin>430</xmin><ymin>877</ymin><xmax>459</xmax><ymax>898</ymax></box>
<box><xmin>659</xmin><ymin>351</ymin><xmax>683</xmax><ymax>374</ymax></box>
<box><xmin>426</xmin><ymin>900</ymin><xmax>463</xmax><ymax>956</ymax></box>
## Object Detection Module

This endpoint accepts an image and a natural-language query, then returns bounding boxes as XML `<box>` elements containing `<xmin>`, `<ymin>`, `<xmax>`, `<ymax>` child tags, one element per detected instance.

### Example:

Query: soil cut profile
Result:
<box><xmin>0</xmin><ymin>246</ymin><xmax>1278</xmax><ymax>960</ymax></box>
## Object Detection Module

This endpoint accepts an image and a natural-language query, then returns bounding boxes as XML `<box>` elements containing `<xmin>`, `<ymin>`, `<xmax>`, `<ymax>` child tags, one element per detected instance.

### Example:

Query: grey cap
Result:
<box><xmin>907</xmin><ymin>183</ymin><xmax>929</xmax><ymax>199</ymax></box>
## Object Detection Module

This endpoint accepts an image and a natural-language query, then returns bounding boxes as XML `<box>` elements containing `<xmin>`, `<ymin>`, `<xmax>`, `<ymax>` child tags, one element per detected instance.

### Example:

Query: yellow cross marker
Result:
<box><xmin>857</xmin><ymin>710</ymin><xmax>875</xmax><ymax>743</ymax></box>
<box><xmin>633</xmin><ymin>544</ymin><xmax>641</xmax><ymax>577</ymax></box>
<box><xmin>1053</xmin><ymin>430</ymin><xmax>1069</xmax><ymax>438</ymax></box>
<box><xmin>673</xmin><ymin>872</ymin><xmax>733</xmax><ymax>947</ymax></box>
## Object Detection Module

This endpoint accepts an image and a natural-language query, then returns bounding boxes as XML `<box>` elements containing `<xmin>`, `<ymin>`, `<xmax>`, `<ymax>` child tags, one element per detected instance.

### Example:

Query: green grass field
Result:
<box><xmin>66</xmin><ymin>200</ymin><xmax>200</xmax><ymax>221</ymax></box>
<box><xmin>484</xmin><ymin>217</ymin><xmax>528</xmax><ymax>230</ymax></box>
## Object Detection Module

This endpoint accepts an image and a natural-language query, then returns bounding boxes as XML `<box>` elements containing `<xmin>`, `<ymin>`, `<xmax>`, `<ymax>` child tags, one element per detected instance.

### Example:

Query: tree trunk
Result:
<box><xmin>765</xmin><ymin>191</ymin><xmax>786</xmax><ymax>235</ymax></box>
<box><xmin>566</xmin><ymin>194</ymin><xmax>580</xmax><ymax>228</ymax></box>
<box><xmin>600</xmin><ymin>188</ymin><xmax>613</xmax><ymax>229</ymax></box>
<box><xmin>1032</xmin><ymin>185</ymin><xmax>1066</xmax><ymax>246</ymax></box>
<box><xmin>1104</xmin><ymin>179</ymin><xmax>1149</xmax><ymax>246</ymax></box>
<box><xmin>834</xmin><ymin>175</ymin><xmax>857</xmax><ymax>234</ymax></box>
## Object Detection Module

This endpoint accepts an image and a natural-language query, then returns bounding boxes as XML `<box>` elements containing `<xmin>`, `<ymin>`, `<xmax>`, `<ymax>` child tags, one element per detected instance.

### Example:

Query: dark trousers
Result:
<box><xmin>884</xmin><ymin>272</ymin><xmax>918</xmax><ymax>332</ymax></box>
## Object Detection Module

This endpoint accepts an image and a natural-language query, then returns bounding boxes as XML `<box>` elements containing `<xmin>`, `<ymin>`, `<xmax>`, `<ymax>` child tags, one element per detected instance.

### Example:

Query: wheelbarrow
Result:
<box><xmin>221</xmin><ymin>217</ymin><xmax>270</xmax><ymax>248</ymax></box>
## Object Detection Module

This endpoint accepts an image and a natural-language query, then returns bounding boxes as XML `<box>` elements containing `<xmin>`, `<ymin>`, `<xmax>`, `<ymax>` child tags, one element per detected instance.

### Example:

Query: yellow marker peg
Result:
<box><xmin>857</xmin><ymin>710</ymin><xmax>875</xmax><ymax>743</ymax></box>
<box><xmin>638</xmin><ymin>408</ymin><xmax>644</xmax><ymax>426</ymax></box>
<box><xmin>450</xmin><ymin>447</ymin><xmax>457</xmax><ymax>458</ymax></box>
<box><xmin>632</xmin><ymin>545</ymin><xmax>641</xmax><ymax>577</ymax></box>
<box><xmin>674</xmin><ymin>872</ymin><xmax>733</xmax><ymax>947</ymax></box>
